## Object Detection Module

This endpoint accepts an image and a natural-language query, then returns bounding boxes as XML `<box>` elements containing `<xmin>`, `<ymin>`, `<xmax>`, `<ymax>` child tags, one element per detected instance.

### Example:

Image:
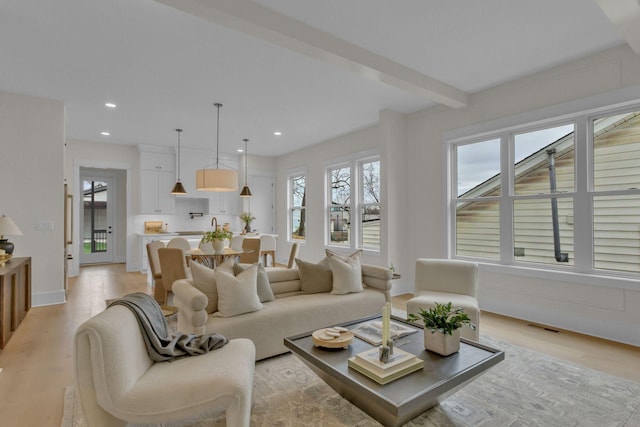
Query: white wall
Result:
<box><xmin>0</xmin><ymin>91</ymin><xmax>65</xmax><ymax>306</ymax></box>
<box><xmin>408</xmin><ymin>45</ymin><xmax>640</xmax><ymax>346</ymax></box>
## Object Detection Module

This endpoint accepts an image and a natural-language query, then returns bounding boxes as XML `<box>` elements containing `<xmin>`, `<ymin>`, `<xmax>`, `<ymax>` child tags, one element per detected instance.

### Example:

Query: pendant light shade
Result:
<box><xmin>196</xmin><ymin>103</ymin><xmax>239</xmax><ymax>192</ymax></box>
<box><xmin>171</xmin><ymin>128</ymin><xmax>187</xmax><ymax>195</ymax></box>
<box><xmin>240</xmin><ymin>138</ymin><xmax>252</xmax><ymax>198</ymax></box>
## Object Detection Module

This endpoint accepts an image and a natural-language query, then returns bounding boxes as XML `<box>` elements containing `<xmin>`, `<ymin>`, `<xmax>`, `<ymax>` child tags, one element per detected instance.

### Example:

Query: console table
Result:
<box><xmin>0</xmin><ymin>257</ymin><xmax>31</xmax><ymax>349</ymax></box>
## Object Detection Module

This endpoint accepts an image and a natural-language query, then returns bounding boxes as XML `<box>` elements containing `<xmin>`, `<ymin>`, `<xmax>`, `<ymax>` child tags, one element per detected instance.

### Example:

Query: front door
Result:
<box><xmin>80</xmin><ymin>174</ymin><xmax>114</xmax><ymax>264</ymax></box>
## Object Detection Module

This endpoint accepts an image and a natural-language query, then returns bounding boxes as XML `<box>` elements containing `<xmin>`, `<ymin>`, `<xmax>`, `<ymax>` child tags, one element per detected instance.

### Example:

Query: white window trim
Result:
<box><xmin>444</xmin><ymin>85</ymin><xmax>640</xmax><ymax>288</ymax></box>
<box><xmin>325</xmin><ymin>150</ymin><xmax>381</xmax><ymax>253</ymax></box>
<box><xmin>287</xmin><ymin>168</ymin><xmax>307</xmax><ymax>243</ymax></box>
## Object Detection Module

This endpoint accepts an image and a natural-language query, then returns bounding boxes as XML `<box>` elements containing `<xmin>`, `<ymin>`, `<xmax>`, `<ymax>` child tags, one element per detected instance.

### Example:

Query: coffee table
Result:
<box><xmin>284</xmin><ymin>315</ymin><xmax>504</xmax><ymax>427</ymax></box>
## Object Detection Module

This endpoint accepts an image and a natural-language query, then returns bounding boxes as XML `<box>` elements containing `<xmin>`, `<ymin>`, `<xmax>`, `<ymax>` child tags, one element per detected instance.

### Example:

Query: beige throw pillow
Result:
<box><xmin>216</xmin><ymin>257</ymin><xmax>235</xmax><ymax>275</ymax></box>
<box><xmin>328</xmin><ymin>252</ymin><xmax>364</xmax><ymax>295</ymax></box>
<box><xmin>234</xmin><ymin>263</ymin><xmax>275</xmax><ymax>302</ymax></box>
<box><xmin>296</xmin><ymin>257</ymin><xmax>333</xmax><ymax>294</ymax></box>
<box><xmin>214</xmin><ymin>265</ymin><xmax>263</xmax><ymax>317</ymax></box>
<box><xmin>190</xmin><ymin>261</ymin><xmax>218</xmax><ymax>313</ymax></box>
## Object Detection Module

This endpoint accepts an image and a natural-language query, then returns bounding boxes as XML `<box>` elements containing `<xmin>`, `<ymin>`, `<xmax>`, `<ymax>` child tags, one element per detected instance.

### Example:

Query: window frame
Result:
<box><xmin>287</xmin><ymin>169</ymin><xmax>307</xmax><ymax>243</ymax></box>
<box><xmin>325</xmin><ymin>152</ymin><xmax>381</xmax><ymax>253</ymax></box>
<box><xmin>445</xmin><ymin>92</ymin><xmax>640</xmax><ymax>288</ymax></box>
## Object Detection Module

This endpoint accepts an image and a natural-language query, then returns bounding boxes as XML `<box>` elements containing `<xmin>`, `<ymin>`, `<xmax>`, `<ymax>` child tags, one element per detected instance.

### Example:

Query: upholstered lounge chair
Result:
<box><xmin>406</xmin><ymin>258</ymin><xmax>480</xmax><ymax>341</ymax></box>
<box><xmin>74</xmin><ymin>304</ymin><xmax>256</xmax><ymax>426</ymax></box>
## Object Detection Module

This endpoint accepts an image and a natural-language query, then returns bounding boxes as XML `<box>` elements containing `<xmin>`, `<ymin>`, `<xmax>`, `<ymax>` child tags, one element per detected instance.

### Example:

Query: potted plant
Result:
<box><xmin>407</xmin><ymin>302</ymin><xmax>477</xmax><ymax>356</ymax></box>
<box><xmin>240</xmin><ymin>212</ymin><xmax>256</xmax><ymax>233</ymax></box>
<box><xmin>202</xmin><ymin>228</ymin><xmax>233</xmax><ymax>253</ymax></box>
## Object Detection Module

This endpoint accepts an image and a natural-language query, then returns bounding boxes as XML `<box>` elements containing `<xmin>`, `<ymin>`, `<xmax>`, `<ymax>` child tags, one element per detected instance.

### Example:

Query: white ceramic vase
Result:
<box><xmin>212</xmin><ymin>239</ymin><xmax>225</xmax><ymax>253</ymax></box>
<box><xmin>424</xmin><ymin>328</ymin><xmax>460</xmax><ymax>356</ymax></box>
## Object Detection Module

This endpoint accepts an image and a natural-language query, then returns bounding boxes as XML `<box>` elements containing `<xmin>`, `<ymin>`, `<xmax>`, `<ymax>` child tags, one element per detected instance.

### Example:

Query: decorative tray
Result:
<box><xmin>312</xmin><ymin>327</ymin><xmax>354</xmax><ymax>349</ymax></box>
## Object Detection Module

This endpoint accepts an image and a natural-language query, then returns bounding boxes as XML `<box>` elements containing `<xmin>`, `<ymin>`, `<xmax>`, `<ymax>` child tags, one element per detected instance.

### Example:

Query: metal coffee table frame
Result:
<box><xmin>284</xmin><ymin>315</ymin><xmax>504</xmax><ymax>427</ymax></box>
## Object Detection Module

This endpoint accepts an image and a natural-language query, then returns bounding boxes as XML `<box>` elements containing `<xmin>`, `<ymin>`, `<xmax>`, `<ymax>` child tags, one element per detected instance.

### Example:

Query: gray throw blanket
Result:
<box><xmin>108</xmin><ymin>292</ymin><xmax>228</xmax><ymax>362</ymax></box>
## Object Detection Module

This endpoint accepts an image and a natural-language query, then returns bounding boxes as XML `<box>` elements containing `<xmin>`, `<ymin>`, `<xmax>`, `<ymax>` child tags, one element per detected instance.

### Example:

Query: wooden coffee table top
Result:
<box><xmin>284</xmin><ymin>315</ymin><xmax>504</xmax><ymax>427</ymax></box>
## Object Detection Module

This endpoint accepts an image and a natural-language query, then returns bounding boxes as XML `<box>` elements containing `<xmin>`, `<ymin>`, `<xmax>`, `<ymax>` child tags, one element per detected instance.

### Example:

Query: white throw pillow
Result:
<box><xmin>214</xmin><ymin>265</ymin><xmax>263</xmax><ymax>317</ymax></box>
<box><xmin>328</xmin><ymin>251</ymin><xmax>363</xmax><ymax>295</ymax></box>
<box><xmin>216</xmin><ymin>257</ymin><xmax>235</xmax><ymax>275</ymax></box>
<box><xmin>190</xmin><ymin>261</ymin><xmax>218</xmax><ymax>313</ymax></box>
<box><xmin>234</xmin><ymin>263</ymin><xmax>275</xmax><ymax>303</ymax></box>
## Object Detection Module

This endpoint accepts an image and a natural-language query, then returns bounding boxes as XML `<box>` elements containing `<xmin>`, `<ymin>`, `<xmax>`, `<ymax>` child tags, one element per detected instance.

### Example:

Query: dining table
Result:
<box><xmin>186</xmin><ymin>247</ymin><xmax>254</xmax><ymax>269</ymax></box>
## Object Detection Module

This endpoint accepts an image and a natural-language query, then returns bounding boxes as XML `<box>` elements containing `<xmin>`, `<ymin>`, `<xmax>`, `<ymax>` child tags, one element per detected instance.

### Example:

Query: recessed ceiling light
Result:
<box><xmin>105</xmin><ymin>102</ymin><xmax>117</xmax><ymax>109</ymax></box>
<box><xmin>100</xmin><ymin>131</ymin><xmax>111</xmax><ymax>136</ymax></box>
<box><xmin>237</xmin><ymin>148</ymin><xmax>244</xmax><ymax>153</ymax></box>
<box><xmin>274</xmin><ymin>131</ymin><xmax>282</xmax><ymax>136</ymax></box>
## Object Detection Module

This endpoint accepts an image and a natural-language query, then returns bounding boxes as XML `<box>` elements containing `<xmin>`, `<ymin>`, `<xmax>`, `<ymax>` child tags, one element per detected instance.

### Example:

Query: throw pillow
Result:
<box><xmin>325</xmin><ymin>248</ymin><xmax>363</xmax><ymax>261</ymax></box>
<box><xmin>329</xmin><ymin>253</ymin><xmax>363</xmax><ymax>295</ymax></box>
<box><xmin>190</xmin><ymin>261</ymin><xmax>218</xmax><ymax>313</ymax></box>
<box><xmin>234</xmin><ymin>263</ymin><xmax>276</xmax><ymax>303</ymax></box>
<box><xmin>216</xmin><ymin>257</ymin><xmax>235</xmax><ymax>276</ymax></box>
<box><xmin>214</xmin><ymin>265</ymin><xmax>263</xmax><ymax>317</ymax></box>
<box><xmin>296</xmin><ymin>257</ymin><xmax>333</xmax><ymax>294</ymax></box>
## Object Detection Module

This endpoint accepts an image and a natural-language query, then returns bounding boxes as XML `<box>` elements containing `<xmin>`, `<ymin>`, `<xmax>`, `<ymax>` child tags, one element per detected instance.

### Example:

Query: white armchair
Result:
<box><xmin>406</xmin><ymin>259</ymin><xmax>480</xmax><ymax>340</ymax></box>
<box><xmin>74</xmin><ymin>304</ymin><xmax>256</xmax><ymax>426</ymax></box>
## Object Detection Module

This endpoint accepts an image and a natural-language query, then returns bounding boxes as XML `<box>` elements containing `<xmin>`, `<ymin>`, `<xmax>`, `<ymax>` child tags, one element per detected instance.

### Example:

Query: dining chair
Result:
<box><xmin>167</xmin><ymin>237</ymin><xmax>191</xmax><ymax>252</ymax></box>
<box><xmin>406</xmin><ymin>258</ymin><xmax>480</xmax><ymax>341</ymax></box>
<box><xmin>146</xmin><ymin>241</ymin><xmax>166</xmax><ymax>303</ymax></box>
<box><xmin>259</xmin><ymin>235</ymin><xmax>276</xmax><ymax>266</ymax></box>
<box><xmin>286</xmin><ymin>242</ymin><xmax>300</xmax><ymax>269</ymax></box>
<box><xmin>238</xmin><ymin>238</ymin><xmax>261</xmax><ymax>264</ymax></box>
<box><xmin>230</xmin><ymin>235</ymin><xmax>245</xmax><ymax>251</ymax></box>
<box><xmin>157</xmin><ymin>247</ymin><xmax>191</xmax><ymax>304</ymax></box>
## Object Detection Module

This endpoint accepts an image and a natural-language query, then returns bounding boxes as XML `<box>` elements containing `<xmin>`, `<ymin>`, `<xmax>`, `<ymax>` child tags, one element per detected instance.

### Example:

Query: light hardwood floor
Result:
<box><xmin>0</xmin><ymin>264</ymin><xmax>638</xmax><ymax>426</ymax></box>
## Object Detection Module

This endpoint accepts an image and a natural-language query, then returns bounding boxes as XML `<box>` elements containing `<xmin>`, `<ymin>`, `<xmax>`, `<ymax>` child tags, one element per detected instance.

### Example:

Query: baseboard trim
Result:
<box><xmin>32</xmin><ymin>290</ymin><xmax>66</xmax><ymax>307</ymax></box>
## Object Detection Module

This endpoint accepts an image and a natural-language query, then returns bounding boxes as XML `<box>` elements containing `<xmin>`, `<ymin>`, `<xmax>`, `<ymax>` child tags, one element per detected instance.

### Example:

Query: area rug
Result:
<box><xmin>62</xmin><ymin>336</ymin><xmax>640</xmax><ymax>426</ymax></box>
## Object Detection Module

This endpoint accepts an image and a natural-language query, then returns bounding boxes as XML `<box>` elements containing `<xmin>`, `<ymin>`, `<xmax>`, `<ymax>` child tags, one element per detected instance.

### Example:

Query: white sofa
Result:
<box><xmin>172</xmin><ymin>264</ymin><xmax>393</xmax><ymax>360</ymax></box>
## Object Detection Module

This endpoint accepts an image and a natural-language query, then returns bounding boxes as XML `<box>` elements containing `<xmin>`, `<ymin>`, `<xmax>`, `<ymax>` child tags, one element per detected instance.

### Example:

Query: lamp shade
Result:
<box><xmin>0</xmin><ymin>215</ymin><xmax>23</xmax><ymax>236</ymax></box>
<box><xmin>0</xmin><ymin>215</ymin><xmax>23</xmax><ymax>255</ymax></box>
<box><xmin>170</xmin><ymin>181</ymin><xmax>187</xmax><ymax>195</ymax></box>
<box><xmin>240</xmin><ymin>185</ymin><xmax>252</xmax><ymax>197</ymax></box>
<box><xmin>196</xmin><ymin>168</ymin><xmax>238</xmax><ymax>192</ymax></box>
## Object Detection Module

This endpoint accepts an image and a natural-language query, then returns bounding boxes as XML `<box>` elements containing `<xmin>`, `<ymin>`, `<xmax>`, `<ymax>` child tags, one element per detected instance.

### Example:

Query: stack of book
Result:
<box><xmin>348</xmin><ymin>347</ymin><xmax>423</xmax><ymax>384</ymax></box>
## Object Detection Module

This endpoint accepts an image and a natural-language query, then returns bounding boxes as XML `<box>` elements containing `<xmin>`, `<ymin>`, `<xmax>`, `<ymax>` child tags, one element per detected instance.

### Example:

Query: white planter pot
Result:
<box><xmin>212</xmin><ymin>239</ymin><xmax>225</xmax><ymax>253</ymax></box>
<box><xmin>424</xmin><ymin>328</ymin><xmax>460</xmax><ymax>356</ymax></box>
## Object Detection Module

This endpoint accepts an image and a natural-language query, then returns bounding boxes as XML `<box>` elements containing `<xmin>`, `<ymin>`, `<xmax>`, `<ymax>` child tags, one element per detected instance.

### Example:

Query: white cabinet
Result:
<box><xmin>209</xmin><ymin>192</ymin><xmax>239</xmax><ymax>215</ymax></box>
<box><xmin>139</xmin><ymin>149</ymin><xmax>176</xmax><ymax>214</ymax></box>
<box><xmin>140</xmin><ymin>170</ymin><xmax>176</xmax><ymax>214</ymax></box>
<box><xmin>141</xmin><ymin>152</ymin><xmax>175</xmax><ymax>172</ymax></box>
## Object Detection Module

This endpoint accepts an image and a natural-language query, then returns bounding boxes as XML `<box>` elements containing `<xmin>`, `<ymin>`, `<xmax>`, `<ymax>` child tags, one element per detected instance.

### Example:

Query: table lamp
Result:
<box><xmin>0</xmin><ymin>215</ymin><xmax>23</xmax><ymax>255</ymax></box>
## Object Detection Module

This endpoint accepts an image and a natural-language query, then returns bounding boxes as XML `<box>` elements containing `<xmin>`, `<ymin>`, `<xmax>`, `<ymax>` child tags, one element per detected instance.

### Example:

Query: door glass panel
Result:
<box><xmin>83</xmin><ymin>180</ymin><xmax>108</xmax><ymax>254</ymax></box>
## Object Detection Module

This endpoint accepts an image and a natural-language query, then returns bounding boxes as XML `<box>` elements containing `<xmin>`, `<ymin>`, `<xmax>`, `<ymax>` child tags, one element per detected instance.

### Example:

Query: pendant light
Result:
<box><xmin>170</xmin><ymin>128</ymin><xmax>187</xmax><ymax>195</ymax></box>
<box><xmin>240</xmin><ymin>138</ymin><xmax>252</xmax><ymax>198</ymax></box>
<box><xmin>196</xmin><ymin>103</ymin><xmax>239</xmax><ymax>191</ymax></box>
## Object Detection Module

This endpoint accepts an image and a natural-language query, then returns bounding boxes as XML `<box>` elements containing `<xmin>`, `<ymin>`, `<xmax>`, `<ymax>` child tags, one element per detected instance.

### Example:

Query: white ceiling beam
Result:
<box><xmin>595</xmin><ymin>0</ymin><xmax>640</xmax><ymax>54</ymax></box>
<box><xmin>154</xmin><ymin>0</ymin><xmax>469</xmax><ymax>108</ymax></box>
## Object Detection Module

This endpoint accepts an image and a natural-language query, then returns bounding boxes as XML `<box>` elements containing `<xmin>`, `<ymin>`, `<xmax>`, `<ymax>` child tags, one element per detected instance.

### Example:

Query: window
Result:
<box><xmin>450</xmin><ymin>106</ymin><xmax>640</xmax><ymax>277</ymax></box>
<box><xmin>360</xmin><ymin>159</ymin><xmax>381</xmax><ymax>250</ymax></box>
<box><xmin>289</xmin><ymin>172</ymin><xmax>306</xmax><ymax>241</ymax></box>
<box><xmin>327</xmin><ymin>155</ymin><xmax>381</xmax><ymax>251</ymax></box>
<box><xmin>329</xmin><ymin>165</ymin><xmax>351</xmax><ymax>246</ymax></box>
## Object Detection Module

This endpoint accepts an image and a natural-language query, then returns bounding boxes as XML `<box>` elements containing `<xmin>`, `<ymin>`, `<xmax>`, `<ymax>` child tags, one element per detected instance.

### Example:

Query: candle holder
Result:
<box><xmin>378</xmin><ymin>338</ymin><xmax>395</xmax><ymax>363</ymax></box>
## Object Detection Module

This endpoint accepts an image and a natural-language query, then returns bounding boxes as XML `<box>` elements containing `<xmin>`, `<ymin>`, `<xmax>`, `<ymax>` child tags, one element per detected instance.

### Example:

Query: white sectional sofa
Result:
<box><xmin>172</xmin><ymin>262</ymin><xmax>393</xmax><ymax>360</ymax></box>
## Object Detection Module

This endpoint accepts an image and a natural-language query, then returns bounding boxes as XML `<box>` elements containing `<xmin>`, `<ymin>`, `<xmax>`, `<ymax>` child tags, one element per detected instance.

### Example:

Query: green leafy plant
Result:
<box><xmin>240</xmin><ymin>212</ymin><xmax>256</xmax><ymax>227</ymax></box>
<box><xmin>407</xmin><ymin>302</ymin><xmax>477</xmax><ymax>336</ymax></box>
<box><xmin>202</xmin><ymin>228</ymin><xmax>233</xmax><ymax>242</ymax></box>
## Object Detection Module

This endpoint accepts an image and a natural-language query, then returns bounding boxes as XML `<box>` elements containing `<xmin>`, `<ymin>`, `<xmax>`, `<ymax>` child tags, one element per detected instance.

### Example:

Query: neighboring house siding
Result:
<box><xmin>456</xmin><ymin>113</ymin><xmax>640</xmax><ymax>272</ymax></box>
